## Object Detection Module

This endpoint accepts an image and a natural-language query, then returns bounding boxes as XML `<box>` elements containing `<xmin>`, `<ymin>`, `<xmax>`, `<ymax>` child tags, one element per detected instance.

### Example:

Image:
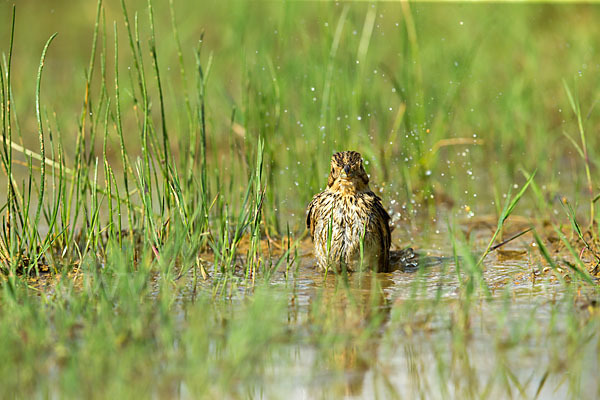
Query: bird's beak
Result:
<box><xmin>343</xmin><ymin>165</ymin><xmax>351</xmax><ymax>176</ymax></box>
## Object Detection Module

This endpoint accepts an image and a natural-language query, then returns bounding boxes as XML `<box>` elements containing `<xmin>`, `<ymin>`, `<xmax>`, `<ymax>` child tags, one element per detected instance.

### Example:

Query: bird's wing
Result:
<box><xmin>372</xmin><ymin>194</ymin><xmax>391</xmax><ymax>247</ymax></box>
<box><xmin>306</xmin><ymin>192</ymin><xmax>322</xmax><ymax>239</ymax></box>
<box><xmin>371</xmin><ymin>193</ymin><xmax>391</xmax><ymax>271</ymax></box>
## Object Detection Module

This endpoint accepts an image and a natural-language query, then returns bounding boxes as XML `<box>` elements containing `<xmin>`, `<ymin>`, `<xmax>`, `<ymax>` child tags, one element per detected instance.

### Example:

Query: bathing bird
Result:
<box><xmin>306</xmin><ymin>151</ymin><xmax>392</xmax><ymax>272</ymax></box>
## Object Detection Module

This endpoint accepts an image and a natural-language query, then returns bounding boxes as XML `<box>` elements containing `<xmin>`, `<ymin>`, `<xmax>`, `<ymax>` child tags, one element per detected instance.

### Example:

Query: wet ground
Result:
<box><xmin>172</xmin><ymin>216</ymin><xmax>598</xmax><ymax>398</ymax></box>
<box><xmin>25</xmin><ymin>215</ymin><xmax>600</xmax><ymax>399</ymax></box>
<box><xmin>263</xmin><ymin>251</ymin><xmax>597</xmax><ymax>398</ymax></box>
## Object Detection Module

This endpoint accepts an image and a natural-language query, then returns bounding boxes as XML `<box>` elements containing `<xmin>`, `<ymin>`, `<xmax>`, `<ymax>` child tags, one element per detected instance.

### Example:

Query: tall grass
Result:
<box><xmin>0</xmin><ymin>0</ymin><xmax>283</xmax><ymax>281</ymax></box>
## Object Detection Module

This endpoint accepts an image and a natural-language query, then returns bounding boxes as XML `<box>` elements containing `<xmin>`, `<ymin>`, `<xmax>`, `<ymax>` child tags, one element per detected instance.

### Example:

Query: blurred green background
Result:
<box><xmin>1</xmin><ymin>1</ymin><xmax>599</xmax><ymax>229</ymax></box>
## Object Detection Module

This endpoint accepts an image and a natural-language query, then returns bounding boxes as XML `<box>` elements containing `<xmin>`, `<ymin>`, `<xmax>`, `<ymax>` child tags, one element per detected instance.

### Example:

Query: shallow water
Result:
<box><xmin>160</xmin><ymin>219</ymin><xmax>599</xmax><ymax>399</ymax></box>
<box><xmin>25</xmin><ymin>217</ymin><xmax>599</xmax><ymax>399</ymax></box>
<box><xmin>258</xmin><ymin>257</ymin><xmax>595</xmax><ymax>399</ymax></box>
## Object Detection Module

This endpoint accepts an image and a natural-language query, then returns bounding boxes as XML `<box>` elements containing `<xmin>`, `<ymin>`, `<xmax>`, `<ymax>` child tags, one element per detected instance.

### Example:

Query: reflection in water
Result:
<box><xmin>263</xmin><ymin>236</ymin><xmax>598</xmax><ymax>399</ymax></box>
<box><xmin>135</xmin><ymin>217</ymin><xmax>600</xmax><ymax>399</ymax></box>
<box><xmin>282</xmin><ymin>262</ymin><xmax>396</xmax><ymax>398</ymax></box>
<box><xmin>29</xmin><ymin>227</ymin><xmax>599</xmax><ymax>398</ymax></box>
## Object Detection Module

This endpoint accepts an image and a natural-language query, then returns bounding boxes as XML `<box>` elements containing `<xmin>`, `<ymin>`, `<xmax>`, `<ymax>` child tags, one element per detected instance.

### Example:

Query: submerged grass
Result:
<box><xmin>0</xmin><ymin>1</ymin><xmax>600</xmax><ymax>398</ymax></box>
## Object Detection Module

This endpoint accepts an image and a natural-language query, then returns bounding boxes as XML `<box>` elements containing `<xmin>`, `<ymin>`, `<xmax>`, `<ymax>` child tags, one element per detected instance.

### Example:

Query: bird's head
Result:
<box><xmin>328</xmin><ymin>151</ymin><xmax>370</xmax><ymax>191</ymax></box>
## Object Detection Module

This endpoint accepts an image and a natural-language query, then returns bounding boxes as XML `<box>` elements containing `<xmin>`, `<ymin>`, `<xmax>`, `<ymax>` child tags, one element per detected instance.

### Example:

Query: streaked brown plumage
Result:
<box><xmin>306</xmin><ymin>151</ymin><xmax>391</xmax><ymax>272</ymax></box>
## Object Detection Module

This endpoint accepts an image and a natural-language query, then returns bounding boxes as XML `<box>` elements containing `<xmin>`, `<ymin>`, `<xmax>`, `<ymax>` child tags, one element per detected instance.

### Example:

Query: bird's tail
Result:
<box><xmin>390</xmin><ymin>248</ymin><xmax>455</xmax><ymax>270</ymax></box>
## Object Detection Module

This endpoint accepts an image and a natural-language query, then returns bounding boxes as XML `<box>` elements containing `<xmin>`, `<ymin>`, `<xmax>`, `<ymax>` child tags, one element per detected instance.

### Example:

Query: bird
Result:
<box><xmin>306</xmin><ymin>151</ymin><xmax>392</xmax><ymax>273</ymax></box>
